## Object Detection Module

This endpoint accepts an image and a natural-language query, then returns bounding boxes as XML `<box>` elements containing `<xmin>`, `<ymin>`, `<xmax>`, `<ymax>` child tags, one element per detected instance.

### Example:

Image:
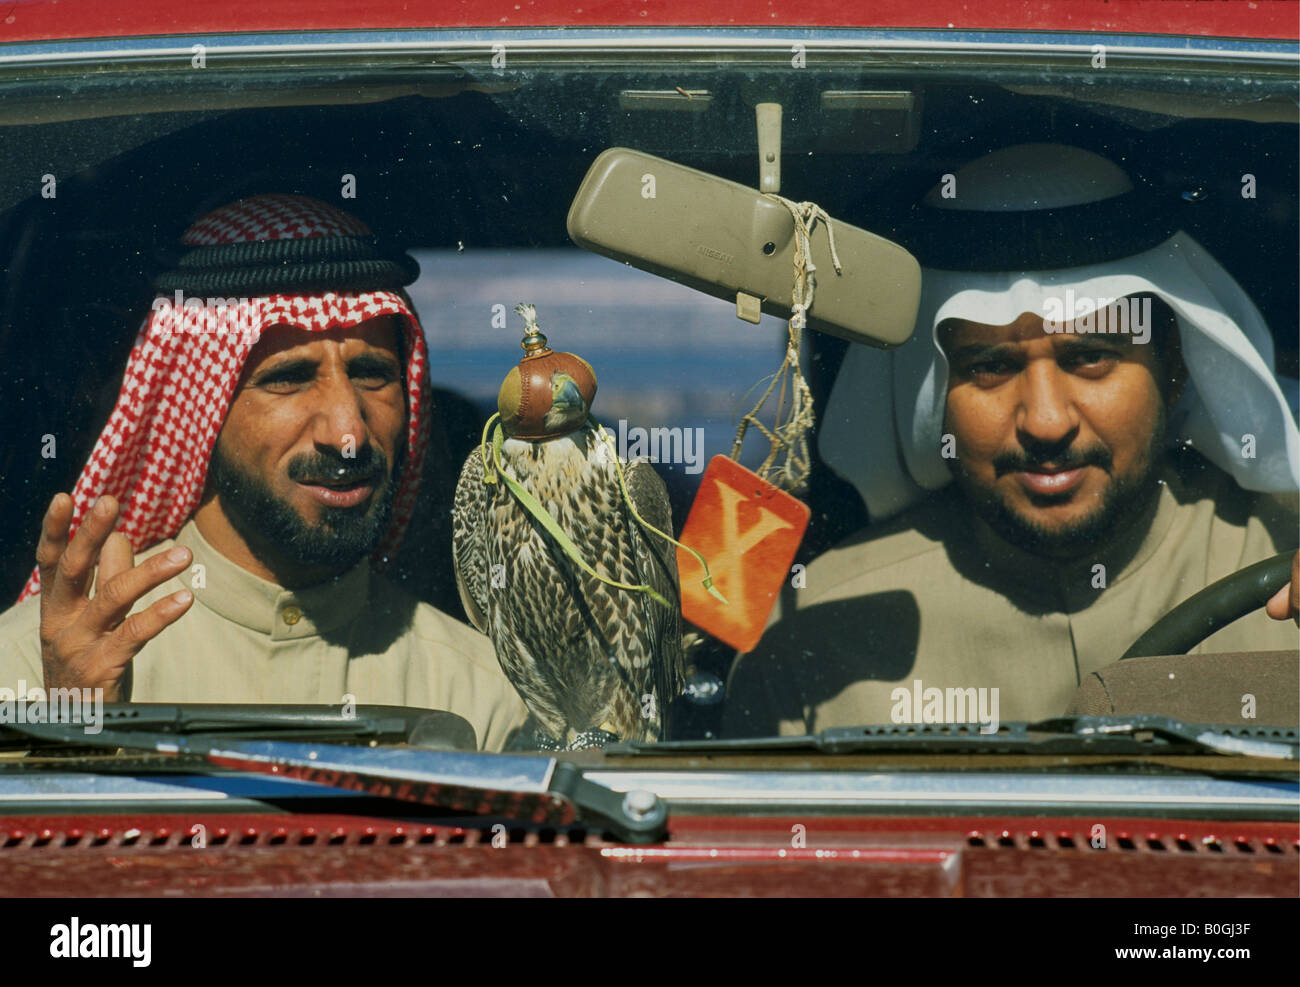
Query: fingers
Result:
<box><xmin>35</xmin><ymin>492</ymin><xmax>74</xmax><ymax>595</ymax></box>
<box><xmin>96</xmin><ymin>531</ymin><xmax>134</xmax><ymax>594</ymax></box>
<box><xmin>108</xmin><ymin>588</ymin><xmax>195</xmax><ymax>660</ymax></box>
<box><xmin>34</xmin><ymin>494</ymin><xmax>196</xmax><ymax>696</ymax></box>
<box><xmin>1265</xmin><ymin>583</ymin><xmax>1290</xmax><ymax>620</ymax></box>
<box><xmin>43</xmin><ymin>547</ymin><xmax>193</xmax><ymax>696</ymax></box>
<box><xmin>60</xmin><ymin>495</ymin><xmax>119</xmax><ymax>587</ymax></box>
<box><xmin>85</xmin><ymin>544</ymin><xmax>192</xmax><ymax>633</ymax></box>
<box><xmin>1264</xmin><ymin>551</ymin><xmax>1300</xmax><ymax>624</ymax></box>
<box><xmin>44</xmin><ymin>495</ymin><xmax>119</xmax><ymax>614</ymax></box>
<box><xmin>43</xmin><ymin>587</ymin><xmax>194</xmax><ymax>697</ymax></box>
<box><xmin>1293</xmin><ymin>552</ymin><xmax>1299</xmax><ymax>621</ymax></box>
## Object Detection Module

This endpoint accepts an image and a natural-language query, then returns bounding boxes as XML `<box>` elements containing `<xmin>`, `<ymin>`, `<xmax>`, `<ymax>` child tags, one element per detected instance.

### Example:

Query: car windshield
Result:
<box><xmin>0</xmin><ymin>34</ymin><xmax>1296</xmax><ymax>762</ymax></box>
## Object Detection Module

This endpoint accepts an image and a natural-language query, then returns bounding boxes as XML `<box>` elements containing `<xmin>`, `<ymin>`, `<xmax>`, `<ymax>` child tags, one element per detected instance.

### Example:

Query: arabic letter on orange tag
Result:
<box><xmin>676</xmin><ymin>455</ymin><xmax>809</xmax><ymax>653</ymax></box>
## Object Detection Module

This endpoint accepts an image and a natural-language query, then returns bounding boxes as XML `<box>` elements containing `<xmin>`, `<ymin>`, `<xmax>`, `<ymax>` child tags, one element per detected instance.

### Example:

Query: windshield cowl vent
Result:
<box><xmin>1</xmin><ymin>820</ymin><xmax>610</xmax><ymax>851</ymax></box>
<box><xmin>964</xmin><ymin>827</ymin><xmax>1297</xmax><ymax>855</ymax></box>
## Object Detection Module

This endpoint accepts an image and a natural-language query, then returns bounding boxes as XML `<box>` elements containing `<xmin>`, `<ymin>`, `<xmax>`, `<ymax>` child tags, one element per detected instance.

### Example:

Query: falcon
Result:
<box><xmin>452</xmin><ymin>306</ymin><xmax>684</xmax><ymax>748</ymax></box>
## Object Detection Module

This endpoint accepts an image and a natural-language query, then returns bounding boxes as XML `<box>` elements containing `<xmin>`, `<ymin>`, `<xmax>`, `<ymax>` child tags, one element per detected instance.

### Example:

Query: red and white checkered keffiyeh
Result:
<box><xmin>19</xmin><ymin>194</ymin><xmax>430</xmax><ymax>601</ymax></box>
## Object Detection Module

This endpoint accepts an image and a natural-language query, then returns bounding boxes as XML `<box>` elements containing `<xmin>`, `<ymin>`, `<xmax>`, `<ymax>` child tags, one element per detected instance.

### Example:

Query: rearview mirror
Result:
<box><xmin>566</xmin><ymin>147</ymin><xmax>921</xmax><ymax>348</ymax></box>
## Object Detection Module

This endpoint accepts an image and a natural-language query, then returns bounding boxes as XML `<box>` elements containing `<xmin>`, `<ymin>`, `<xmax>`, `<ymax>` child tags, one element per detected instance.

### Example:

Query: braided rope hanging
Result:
<box><xmin>730</xmin><ymin>196</ymin><xmax>842</xmax><ymax>496</ymax></box>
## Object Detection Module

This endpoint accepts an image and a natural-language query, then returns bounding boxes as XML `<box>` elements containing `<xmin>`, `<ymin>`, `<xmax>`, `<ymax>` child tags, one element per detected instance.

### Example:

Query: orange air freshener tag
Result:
<box><xmin>676</xmin><ymin>455</ymin><xmax>810</xmax><ymax>654</ymax></box>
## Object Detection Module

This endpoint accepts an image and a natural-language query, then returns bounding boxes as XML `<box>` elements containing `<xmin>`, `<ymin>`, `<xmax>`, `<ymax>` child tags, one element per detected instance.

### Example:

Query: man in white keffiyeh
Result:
<box><xmin>726</xmin><ymin>145</ymin><xmax>1299</xmax><ymax>738</ymax></box>
<box><xmin>0</xmin><ymin>195</ymin><xmax>528</xmax><ymax>750</ymax></box>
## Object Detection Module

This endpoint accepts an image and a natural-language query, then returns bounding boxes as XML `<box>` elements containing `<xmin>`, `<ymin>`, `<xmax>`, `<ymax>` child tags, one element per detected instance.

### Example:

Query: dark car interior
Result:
<box><xmin>1</xmin><ymin>62</ymin><xmax>1296</xmax><ymax>729</ymax></box>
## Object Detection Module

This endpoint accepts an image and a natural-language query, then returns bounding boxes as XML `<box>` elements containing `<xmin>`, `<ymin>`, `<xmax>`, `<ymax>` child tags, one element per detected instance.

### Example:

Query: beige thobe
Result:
<box><xmin>0</xmin><ymin>520</ymin><xmax>529</xmax><ymax>752</ymax></box>
<box><xmin>724</xmin><ymin>456</ymin><xmax>1299</xmax><ymax>737</ymax></box>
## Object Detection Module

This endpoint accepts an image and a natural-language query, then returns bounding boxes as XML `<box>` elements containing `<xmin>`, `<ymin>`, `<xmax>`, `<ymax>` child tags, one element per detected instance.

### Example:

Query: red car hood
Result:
<box><xmin>3</xmin><ymin>812</ymin><xmax>1296</xmax><ymax>897</ymax></box>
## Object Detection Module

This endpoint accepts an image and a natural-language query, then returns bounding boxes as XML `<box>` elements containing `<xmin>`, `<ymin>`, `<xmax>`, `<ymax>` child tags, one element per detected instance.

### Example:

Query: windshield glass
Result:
<box><xmin>0</xmin><ymin>38</ymin><xmax>1296</xmax><ymax>758</ymax></box>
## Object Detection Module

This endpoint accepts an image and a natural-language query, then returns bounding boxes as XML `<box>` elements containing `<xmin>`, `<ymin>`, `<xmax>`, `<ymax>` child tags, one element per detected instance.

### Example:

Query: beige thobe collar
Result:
<box><xmin>967</xmin><ymin>465</ymin><xmax>1182</xmax><ymax>612</ymax></box>
<box><xmin>174</xmin><ymin>520</ymin><xmax>371</xmax><ymax>641</ymax></box>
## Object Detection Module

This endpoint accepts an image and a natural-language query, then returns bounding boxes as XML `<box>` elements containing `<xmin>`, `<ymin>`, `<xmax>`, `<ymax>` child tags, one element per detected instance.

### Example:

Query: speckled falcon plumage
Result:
<box><xmin>452</xmin><ymin>424</ymin><xmax>684</xmax><ymax>746</ymax></box>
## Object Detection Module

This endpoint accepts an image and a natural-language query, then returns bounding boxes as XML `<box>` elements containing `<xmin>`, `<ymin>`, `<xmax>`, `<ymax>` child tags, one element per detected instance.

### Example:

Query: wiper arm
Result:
<box><xmin>1031</xmin><ymin>715</ymin><xmax>1298</xmax><ymax>760</ymax></box>
<box><xmin>613</xmin><ymin>715</ymin><xmax>1298</xmax><ymax>760</ymax></box>
<box><xmin>0</xmin><ymin>721</ymin><xmax>668</xmax><ymax>844</ymax></box>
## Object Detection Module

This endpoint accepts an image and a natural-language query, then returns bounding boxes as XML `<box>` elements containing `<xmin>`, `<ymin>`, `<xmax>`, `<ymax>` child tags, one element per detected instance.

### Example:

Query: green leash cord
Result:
<box><xmin>478</xmin><ymin>413</ymin><xmax>728</xmax><ymax>609</ymax></box>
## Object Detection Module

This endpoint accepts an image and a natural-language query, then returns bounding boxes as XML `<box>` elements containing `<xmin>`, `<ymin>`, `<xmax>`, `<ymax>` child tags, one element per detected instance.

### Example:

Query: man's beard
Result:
<box><xmin>949</xmin><ymin>404</ymin><xmax>1166</xmax><ymax>560</ymax></box>
<box><xmin>205</xmin><ymin>440</ymin><xmax>398</xmax><ymax>573</ymax></box>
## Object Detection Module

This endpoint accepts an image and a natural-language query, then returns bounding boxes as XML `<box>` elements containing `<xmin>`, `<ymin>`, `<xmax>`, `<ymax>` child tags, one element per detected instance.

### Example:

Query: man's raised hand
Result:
<box><xmin>36</xmin><ymin>493</ymin><xmax>194</xmax><ymax>700</ymax></box>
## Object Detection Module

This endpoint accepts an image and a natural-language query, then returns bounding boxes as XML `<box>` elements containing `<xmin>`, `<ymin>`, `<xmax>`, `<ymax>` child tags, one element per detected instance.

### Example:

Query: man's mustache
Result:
<box><xmin>992</xmin><ymin>443</ymin><xmax>1112</xmax><ymax>476</ymax></box>
<box><xmin>287</xmin><ymin>446</ymin><xmax>388</xmax><ymax>487</ymax></box>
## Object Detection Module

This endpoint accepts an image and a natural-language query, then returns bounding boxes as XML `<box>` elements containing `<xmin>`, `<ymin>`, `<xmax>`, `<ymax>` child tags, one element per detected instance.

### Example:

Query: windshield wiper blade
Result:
<box><xmin>612</xmin><ymin>716</ymin><xmax>1298</xmax><ymax>760</ymax></box>
<box><xmin>0</xmin><ymin>703</ymin><xmax>469</xmax><ymax>750</ymax></box>
<box><xmin>0</xmin><ymin>722</ymin><xmax>668</xmax><ymax>844</ymax></box>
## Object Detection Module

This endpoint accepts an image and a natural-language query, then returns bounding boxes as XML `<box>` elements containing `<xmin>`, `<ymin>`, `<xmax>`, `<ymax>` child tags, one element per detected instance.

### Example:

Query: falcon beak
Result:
<box><xmin>551</xmin><ymin>375</ymin><xmax>584</xmax><ymax>414</ymax></box>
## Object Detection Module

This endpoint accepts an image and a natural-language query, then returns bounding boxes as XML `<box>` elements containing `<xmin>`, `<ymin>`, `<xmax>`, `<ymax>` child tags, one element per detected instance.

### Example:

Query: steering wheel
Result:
<box><xmin>1120</xmin><ymin>551</ymin><xmax>1295</xmax><ymax>659</ymax></box>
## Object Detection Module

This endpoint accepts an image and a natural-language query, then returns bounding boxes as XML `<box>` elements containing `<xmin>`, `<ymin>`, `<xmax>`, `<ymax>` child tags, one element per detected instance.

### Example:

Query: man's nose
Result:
<box><xmin>1015</xmin><ymin>360</ymin><xmax>1079</xmax><ymax>446</ymax></box>
<box><xmin>310</xmin><ymin>369</ymin><xmax>372</xmax><ymax>452</ymax></box>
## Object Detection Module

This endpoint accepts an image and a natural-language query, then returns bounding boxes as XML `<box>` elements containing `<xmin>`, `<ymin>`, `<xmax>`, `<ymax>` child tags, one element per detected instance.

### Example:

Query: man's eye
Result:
<box><xmin>350</xmin><ymin>368</ymin><xmax>398</xmax><ymax>388</ymax></box>
<box><xmin>259</xmin><ymin>371</ymin><xmax>313</xmax><ymax>390</ymax></box>
<box><xmin>1065</xmin><ymin>350</ymin><xmax>1117</xmax><ymax>370</ymax></box>
<box><xmin>965</xmin><ymin>360</ymin><xmax>1015</xmax><ymax>379</ymax></box>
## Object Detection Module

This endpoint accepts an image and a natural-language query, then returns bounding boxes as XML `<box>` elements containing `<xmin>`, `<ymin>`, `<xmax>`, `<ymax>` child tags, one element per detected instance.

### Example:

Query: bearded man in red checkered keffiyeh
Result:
<box><xmin>19</xmin><ymin>194</ymin><xmax>431</xmax><ymax>601</ymax></box>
